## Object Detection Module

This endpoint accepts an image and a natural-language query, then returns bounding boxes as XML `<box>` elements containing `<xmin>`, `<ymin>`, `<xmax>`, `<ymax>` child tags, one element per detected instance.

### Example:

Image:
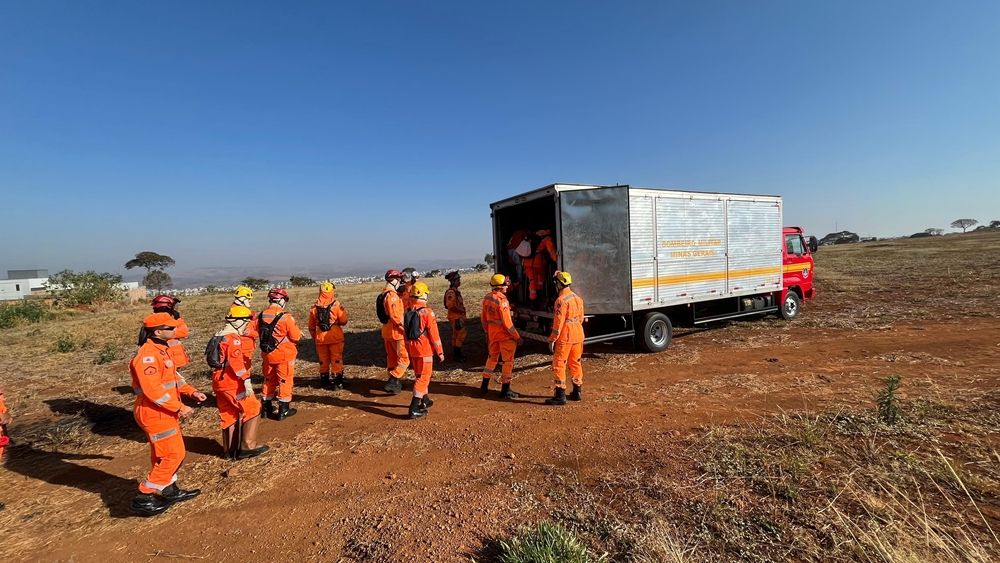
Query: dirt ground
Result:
<box><xmin>1</xmin><ymin>232</ymin><xmax>999</xmax><ymax>561</ymax></box>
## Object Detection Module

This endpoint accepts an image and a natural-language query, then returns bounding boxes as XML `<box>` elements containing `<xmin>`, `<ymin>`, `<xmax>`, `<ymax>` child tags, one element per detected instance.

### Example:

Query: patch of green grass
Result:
<box><xmin>876</xmin><ymin>375</ymin><xmax>902</xmax><ymax>425</ymax></box>
<box><xmin>0</xmin><ymin>300</ymin><xmax>49</xmax><ymax>328</ymax></box>
<box><xmin>54</xmin><ymin>333</ymin><xmax>76</xmax><ymax>353</ymax></box>
<box><xmin>498</xmin><ymin>521</ymin><xmax>601</xmax><ymax>563</ymax></box>
<box><xmin>95</xmin><ymin>344</ymin><xmax>118</xmax><ymax>364</ymax></box>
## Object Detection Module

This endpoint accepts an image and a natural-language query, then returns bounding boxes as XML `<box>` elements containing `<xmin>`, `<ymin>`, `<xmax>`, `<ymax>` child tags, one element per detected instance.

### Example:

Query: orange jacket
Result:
<box><xmin>481</xmin><ymin>290</ymin><xmax>519</xmax><ymax>342</ymax></box>
<box><xmin>529</xmin><ymin>235</ymin><xmax>558</xmax><ymax>267</ymax></box>
<box><xmin>165</xmin><ymin>317</ymin><xmax>191</xmax><ymax>368</ymax></box>
<box><xmin>130</xmin><ymin>339</ymin><xmax>199</xmax><ymax>416</ymax></box>
<box><xmin>309</xmin><ymin>296</ymin><xmax>349</xmax><ymax>344</ymax></box>
<box><xmin>404</xmin><ymin>304</ymin><xmax>444</xmax><ymax>358</ymax></box>
<box><xmin>259</xmin><ymin>304</ymin><xmax>302</xmax><ymax>363</ymax></box>
<box><xmin>0</xmin><ymin>387</ymin><xmax>7</xmax><ymax>416</ymax></box>
<box><xmin>549</xmin><ymin>287</ymin><xmax>585</xmax><ymax>344</ymax></box>
<box><xmin>444</xmin><ymin>287</ymin><xmax>466</xmax><ymax>322</ymax></box>
<box><xmin>399</xmin><ymin>284</ymin><xmax>416</xmax><ymax>311</ymax></box>
<box><xmin>210</xmin><ymin>333</ymin><xmax>252</xmax><ymax>394</ymax></box>
<box><xmin>380</xmin><ymin>285</ymin><xmax>405</xmax><ymax>341</ymax></box>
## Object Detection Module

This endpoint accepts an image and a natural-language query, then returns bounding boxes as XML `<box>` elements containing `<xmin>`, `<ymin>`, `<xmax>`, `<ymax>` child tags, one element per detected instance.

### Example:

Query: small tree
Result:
<box><xmin>484</xmin><ymin>253</ymin><xmax>496</xmax><ymax>268</ymax></box>
<box><xmin>125</xmin><ymin>251</ymin><xmax>175</xmax><ymax>274</ymax></box>
<box><xmin>47</xmin><ymin>270</ymin><xmax>125</xmax><ymax>306</ymax></box>
<box><xmin>474</xmin><ymin>263</ymin><xmax>488</xmax><ymax>272</ymax></box>
<box><xmin>950</xmin><ymin>219</ymin><xmax>978</xmax><ymax>233</ymax></box>
<box><xmin>240</xmin><ymin>277</ymin><xmax>270</xmax><ymax>291</ymax></box>
<box><xmin>924</xmin><ymin>228</ymin><xmax>944</xmax><ymax>236</ymax></box>
<box><xmin>144</xmin><ymin>269</ymin><xmax>173</xmax><ymax>291</ymax></box>
<box><xmin>289</xmin><ymin>275</ymin><xmax>316</xmax><ymax>287</ymax></box>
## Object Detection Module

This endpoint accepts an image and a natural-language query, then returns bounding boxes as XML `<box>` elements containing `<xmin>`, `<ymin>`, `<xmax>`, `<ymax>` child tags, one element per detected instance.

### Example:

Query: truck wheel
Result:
<box><xmin>638</xmin><ymin>312</ymin><xmax>672</xmax><ymax>353</ymax></box>
<box><xmin>780</xmin><ymin>292</ymin><xmax>801</xmax><ymax>321</ymax></box>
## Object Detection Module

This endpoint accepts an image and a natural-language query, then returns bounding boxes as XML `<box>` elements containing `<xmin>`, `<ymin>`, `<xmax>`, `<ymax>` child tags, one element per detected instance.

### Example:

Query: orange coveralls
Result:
<box><xmin>130</xmin><ymin>339</ymin><xmax>200</xmax><ymax>493</ymax></box>
<box><xmin>260</xmin><ymin>304</ymin><xmax>302</xmax><ymax>403</ymax></box>
<box><xmin>481</xmin><ymin>290</ymin><xmax>520</xmax><ymax>383</ymax></box>
<box><xmin>549</xmin><ymin>287</ymin><xmax>585</xmax><ymax>388</ymax></box>
<box><xmin>444</xmin><ymin>287</ymin><xmax>467</xmax><ymax>348</ymax></box>
<box><xmin>309</xmin><ymin>296</ymin><xmax>349</xmax><ymax>375</ymax></box>
<box><xmin>210</xmin><ymin>333</ymin><xmax>262</xmax><ymax>429</ymax></box>
<box><xmin>381</xmin><ymin>285</ymin><xmax>409</xmax><ymax>378</ymax></box>
<box><xmin>0</xmin><ymin>387</ymin><xmax>9</xmax><ymax>459</ymax></box>
<box><xmin>527</xmin><ymin>235</ymin><xmax>558</xmax><ymax>300</ymax></box>
<box><xmin>404</xmin><ymin>305</ymin><xmax>444</xmax><ymax>397</ymax></box>
<box><xmin>166</xmin><ymin>317</ymin><xmax>191</xmax><ymax>369</ymax></box>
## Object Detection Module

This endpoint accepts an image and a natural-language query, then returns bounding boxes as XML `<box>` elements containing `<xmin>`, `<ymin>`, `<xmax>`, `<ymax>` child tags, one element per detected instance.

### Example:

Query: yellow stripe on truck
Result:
<box><xmin>631</xmin><ymin>265</ymin><xmax>782</xmax><ymax>289</ymax></box>
<box><xmin>783</xmin><ymin>262</ymin><xmax>811</xmax><ymax>273</ymax></box>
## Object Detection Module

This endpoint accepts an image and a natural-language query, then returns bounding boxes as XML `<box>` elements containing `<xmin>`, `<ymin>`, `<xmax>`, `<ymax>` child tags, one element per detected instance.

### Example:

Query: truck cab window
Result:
<box><xmin>786</xmin><ymin>234</ymin><xmax>805</xmax><ymax>256</ymax></box>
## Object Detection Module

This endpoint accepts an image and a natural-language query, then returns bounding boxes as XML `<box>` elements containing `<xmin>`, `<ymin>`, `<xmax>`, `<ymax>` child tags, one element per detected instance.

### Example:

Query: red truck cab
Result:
<box><xmin>780</xmin><ymin>226</ymin><xmax>816</xmax><ymax>320</ymax></box>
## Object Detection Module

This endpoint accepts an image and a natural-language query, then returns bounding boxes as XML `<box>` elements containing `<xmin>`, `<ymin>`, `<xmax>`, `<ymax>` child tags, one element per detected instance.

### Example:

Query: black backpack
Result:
<box><xmin>375</xmin><ymin>292</ymin><xmax>391</xmax><ymax>324</ymax></box>
<box><xmin>258</xmin><ymin>312</ymin><xmax>285</xmax><ymax>353</ymax></box>
<box><xmin>316</xmin><ymin>302</ymin><xmax>336</xmax><ymax>331</ymax></box>
<box><xmin>205</xmin><ymin>335</ymin><xmax>227</xmax><ymax>371</ymax></box>
<box><xmin>404</xmin><ymin>307</ymin><xmax>426</xmax><ymax>341</ymax></box>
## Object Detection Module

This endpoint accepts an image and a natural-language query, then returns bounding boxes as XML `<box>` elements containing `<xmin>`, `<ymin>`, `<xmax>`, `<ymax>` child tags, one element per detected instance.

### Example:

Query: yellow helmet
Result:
<box><xmin>553</xmin><ymin>270</ymin><xmax>572</xmax><ymax>286</ymax></box>
<box><xmin>490</xmin><ymin>273</ymin><xmax>509</xmax><ymax>288</ymax></box>
<box><xmin>411</xmin><ymin>281</ymin><xmax>430</xmax><ymax>300</ymax></box>
<box><xmin>226</xmin><ymin>305</ymin><xmax>253</xmax><ymax>319</ymax></box>
<box><xmin>234</xmin><ymin>286</ymin><xmax>253</xmax><ymax>300</ymax></box>
<box><xmin>319</xmin><ymin>281</ymin><xmax>335</xmax><ymax>294</ymax></box>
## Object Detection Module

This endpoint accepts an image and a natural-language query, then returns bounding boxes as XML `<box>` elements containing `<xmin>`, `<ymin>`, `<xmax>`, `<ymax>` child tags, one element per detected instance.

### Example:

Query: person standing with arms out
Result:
<box><xmin>443</xmin><ymin>271</ymin><xmax>467</xmax><ymax>362</ymax></box>
<box><xmin>480</xmin><ymin>274</ymin><xmax>522</xmax><ymax>399</ymax></box>
<box><xmin>545</xmin><ymin>271</ymin><xmax>586</xmax><ymax>405</ymax></box>
<box><xmin>379</xmin><ymin>269</ymin><xmax>409</xmax><ymax>395</ymax></box>
<box><xmin>404</xmin><ymin>282</ymin><xmax>445</xmax><ymax>419</ymax></box>
<box><xmin>207</xmin><ymin>305</ymin><xmax>269</xmax><ymax>460</ymax></box>
<box><xmin>130</xmin><ymin>312</ymin><xmax>206</xmax><ymax>517</ymax></box>
<box><xmin>259</xmin><ymin>288</ymin><xmax>302</xmax><ymax>420</ymax></box>
<box><xmin>309</xmin><ymin>281</ymin><xmax>350</xmax><ymax>389</ymax></box>
<box><xmin>527</xmin><ymin>229</ymin><xmax>558</xmax><ymax>307</ymax></box>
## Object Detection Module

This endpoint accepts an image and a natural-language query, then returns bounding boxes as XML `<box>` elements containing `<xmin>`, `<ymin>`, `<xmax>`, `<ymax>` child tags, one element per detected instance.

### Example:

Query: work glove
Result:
<box><xmin>244</xmin><ymin>379</ymin><xmax>254</xmax><ymax>396</ymax></box>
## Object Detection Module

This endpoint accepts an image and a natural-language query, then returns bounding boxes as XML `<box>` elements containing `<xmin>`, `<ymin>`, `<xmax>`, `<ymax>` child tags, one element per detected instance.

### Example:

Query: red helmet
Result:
<box><xmin>151</xmin><ymin>295</ymin><xmax>179</xmax><ymax>309</ymax></box>
<box><xmin>267</xmin><ymin>288</ymin><xmax>289</xmax><ymax>301</ymax></box>
<box><xmin>385</xmin><ymin>269</ymin><xmax>402</xmax><ymax>281</ymax></box>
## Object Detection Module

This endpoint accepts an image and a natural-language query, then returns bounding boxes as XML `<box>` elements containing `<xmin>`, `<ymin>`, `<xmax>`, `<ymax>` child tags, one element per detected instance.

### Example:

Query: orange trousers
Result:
<box><xmin>552</xmin><ymin>342</ymin><xmax>584</xmax><ymax>388</ymax></box>
<box><xmin>263</xmin><ymin>361</ymin><xmax>295</xmax><ymax>402</ymax></box>
<box><xmin>411</xmin><ymin>355</ymin><xmax>433</xmax><ymax>396</ymax></box>
<box><xmin>135</xmin><ymin>408</ymin><xmax>185</xmax><ymax>493</ymax></box>
<box><xmin>316</xmin><ymin>341</ymin><xmax>345</xmax><ymax>374</ymax></box>
<box><xmin>450</xmin><ymin>319</ymin><xmax>467</xmax><ymax>348</ymax></box>
<box><xmin>483</xmin><ymin>339</ymin><xmax>517</xmax><ymax>383</ymax></box>
<box><xmin>384</xmin><ymin>338</ymin><xmax>409</xmax><ymax>378</ymax></box>
<box><xmin>214</xmin><ymin>388</ymin><xmax>262</xmax><ymax>429</ymax></box>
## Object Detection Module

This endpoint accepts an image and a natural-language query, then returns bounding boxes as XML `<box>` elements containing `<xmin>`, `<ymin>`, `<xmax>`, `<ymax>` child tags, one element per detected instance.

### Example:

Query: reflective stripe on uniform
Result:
<box><xmin>150</xmin><ymin>427</ymin><xmax>178</xmax><ymax>441</ymax></box>
<box><xmin>422</xmin><ymin>356</ymin><xmax>433</xmax><ymax>362</ymax></box>
<box><xmin>162</xmin><ymin>381</ymin><xmax>179</xmax><ymax>389</ymax></box>
<box><xmin>233</xmin><ymin>368</ymin><xmax>248</xmax><ymax>378</ymax></box>
<box><xmin>142</xmin><ymin>480</ymin><xmax>168</xmax><ymax>491</ymax></box>
<box><xmin>154</xmin><ymin>393</ymin><xmax>171</xmax><ymax>405</ymax></box>
<box><xmin>236</xmin><ymin>390</ymin><xmax>250</xmax><ymax>401</ymax></box>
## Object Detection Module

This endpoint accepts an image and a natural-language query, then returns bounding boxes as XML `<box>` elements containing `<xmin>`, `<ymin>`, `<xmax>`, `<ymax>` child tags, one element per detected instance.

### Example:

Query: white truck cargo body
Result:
<box><xmin>628</xmin><ymin>189</ymin><xmax>782</xmax><ymax>311</ymax></box>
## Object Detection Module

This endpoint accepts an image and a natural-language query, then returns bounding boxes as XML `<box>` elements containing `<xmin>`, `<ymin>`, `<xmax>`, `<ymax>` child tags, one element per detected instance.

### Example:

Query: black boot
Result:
<box><xmin>262</xmin><ymin>399</ymin><xmax>275</xmax><ymax>420</ymax></box>
<box><xmin>160</xmin><ymin>483</ymin><xmax>201</xmax><ymax>504</ymax></box>
<box><xmin>480</xmin><ymin>377</ymin><xmax>491</xmax><ymax>395</ymax></box>
<box><xmin>332</xmin><ymin>373</ymin><xmax>346</xmax><ymax>390</ymax></box>
<box><xmin>276</xmin><ymin>401</ymin><xmax>297</xmax><ymax>420</ymax></box>
<box><xmin>568</xmin><ymin>383</ymin><xmax>583</xmax><ymax>401</ymax></box>
<box><xmin>500</xmin><ymin>383</ymin><xmax>520</xmax><ymax>399</ymax></box>
<box><xmin>545</xmin><ymin>387</ymin><xmax>567</xmax><ymax>406</ymax></box>
<box><xmin>408</xmin><ymin>396</ymin><xmax>428</xmax><ymax>419</ymax></box>
<box><xmin>453</xmin><ymin>347</ymin><xmax>467</xmax><ymax>362</ymax></box>
<box><xmin>421</xmin><ymin>395</ymin><xmax>434</xmax><ymax>409</ymax></box>
<box><xmin>131</xmin><ymin>493</ymin><xmax>171</xmax><ymax>517</ymax></box>
<box><xmin>236</xmin><ymin>445</ymin><xmax>270</xmax><ymax>460</ymax></box>
<box><xmin>384</xmin><ymin>376</ymin><xmax>402</xmax><ymax>395</ymax></box>
<box><xmin>319</xmin><ymin>372</ymin><xmax>331</xmax><ymax>387</ymax></box>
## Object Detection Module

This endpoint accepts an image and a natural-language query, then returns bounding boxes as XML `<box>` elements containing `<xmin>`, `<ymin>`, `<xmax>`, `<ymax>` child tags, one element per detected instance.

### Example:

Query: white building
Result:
<box><xmin>0</xmin><ymin>269</ymin><xmax>49</xmax><ymax>301</ymax></box>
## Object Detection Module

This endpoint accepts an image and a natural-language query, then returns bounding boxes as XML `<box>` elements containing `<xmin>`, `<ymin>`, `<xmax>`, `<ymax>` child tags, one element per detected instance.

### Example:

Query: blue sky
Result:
<box><xmin>2</xmin><ymin>1</ymin><xmax>997</xmax><ymax>280</ymax></box>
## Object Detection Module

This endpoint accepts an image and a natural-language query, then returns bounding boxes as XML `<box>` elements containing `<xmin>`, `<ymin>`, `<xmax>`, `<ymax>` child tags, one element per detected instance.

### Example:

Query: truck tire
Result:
<box><xmin>780</xmin><ymin>291</ymin><xmax>801</xmax><ymax>321</ymax></box>
<box><xmin>638</xmin><ymin>312</ymin><xmax>672</xmax><ymax>353</ymax></box>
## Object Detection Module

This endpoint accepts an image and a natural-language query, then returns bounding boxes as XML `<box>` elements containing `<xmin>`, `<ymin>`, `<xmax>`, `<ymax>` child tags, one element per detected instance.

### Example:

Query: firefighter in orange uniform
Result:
<box><xmin>526</xmin><ymin>229</ymin><xmax>558</xmax><ymax>304</ymax></box>
<box><xmin>545</xmin><ymin>271</ymin><xmax>586</xmax><ymax>405</ymax></box>
<box><xmin>0</xmin><ymin>387</ymin><xmax>11</xmax><ymax>462</ymax></box>
<box><xmin>208</xmin><ymin>305</ymin><xmax>269</xmax><ymax>459</ymax></box>
<box><xmin>399</xmin><ymin>269</ymin><xmax>420</xmax><ymax>310</ymax></box>
<box><xmin>130</xmin><ymin>312</ymin><xmax>206</xmax><ymax>517</ymax></box>
<box><xmin>443</xmin><ymin>271</ymin><xmax>467</xmax><ymax>361</ymax></box>
<box><xmin>481</xmin><ymin>274</ymin><xmax>522</xmax><ymax>399</ymax></box>
<box><xmin>148</xmin><ymin>295</ymin><xmax>192</xmax><ymax>371</ymax></box>
<box><xmin>233</xmin><ymin>286</ymin><xmax>259</xmax><ymax>371</ymax></box>
<box><xmin>404</xmin><ymin>282</ymin><xmax>445</xmax><ymax>419</ymax></box>
<box><xmin>259</xmin><ymin>288</ymin><xmax>302</xmax><ymax>420</ymax></box>
<box><xmin>309</xmin><ymin>281</ymin><xmax>350</xmax><ymax>389</ymax></box>
<box><xmin>380</xmin><ymin>269</ymin><xmax>409</xmax><ymax>395</ymax></box>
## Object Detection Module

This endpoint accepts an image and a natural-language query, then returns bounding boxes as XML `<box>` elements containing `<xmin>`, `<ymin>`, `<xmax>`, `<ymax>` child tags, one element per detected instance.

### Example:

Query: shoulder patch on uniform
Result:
<box><xmin>142</xmin><ymin>356</ymin><xmax>156</xmax><ymax>364</ymax></box>
<box><xmin>144</xmin><ymin>366</ymin><xmax>157</xmax><ymax>375</ymax></box>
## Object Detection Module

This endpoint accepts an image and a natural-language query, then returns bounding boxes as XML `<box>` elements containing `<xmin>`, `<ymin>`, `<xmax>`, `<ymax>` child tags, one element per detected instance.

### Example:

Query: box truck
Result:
<box><xmin>490</xmin><ymin>184</ymin><xmax>816</xmax><ymax>352</ymax></box>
